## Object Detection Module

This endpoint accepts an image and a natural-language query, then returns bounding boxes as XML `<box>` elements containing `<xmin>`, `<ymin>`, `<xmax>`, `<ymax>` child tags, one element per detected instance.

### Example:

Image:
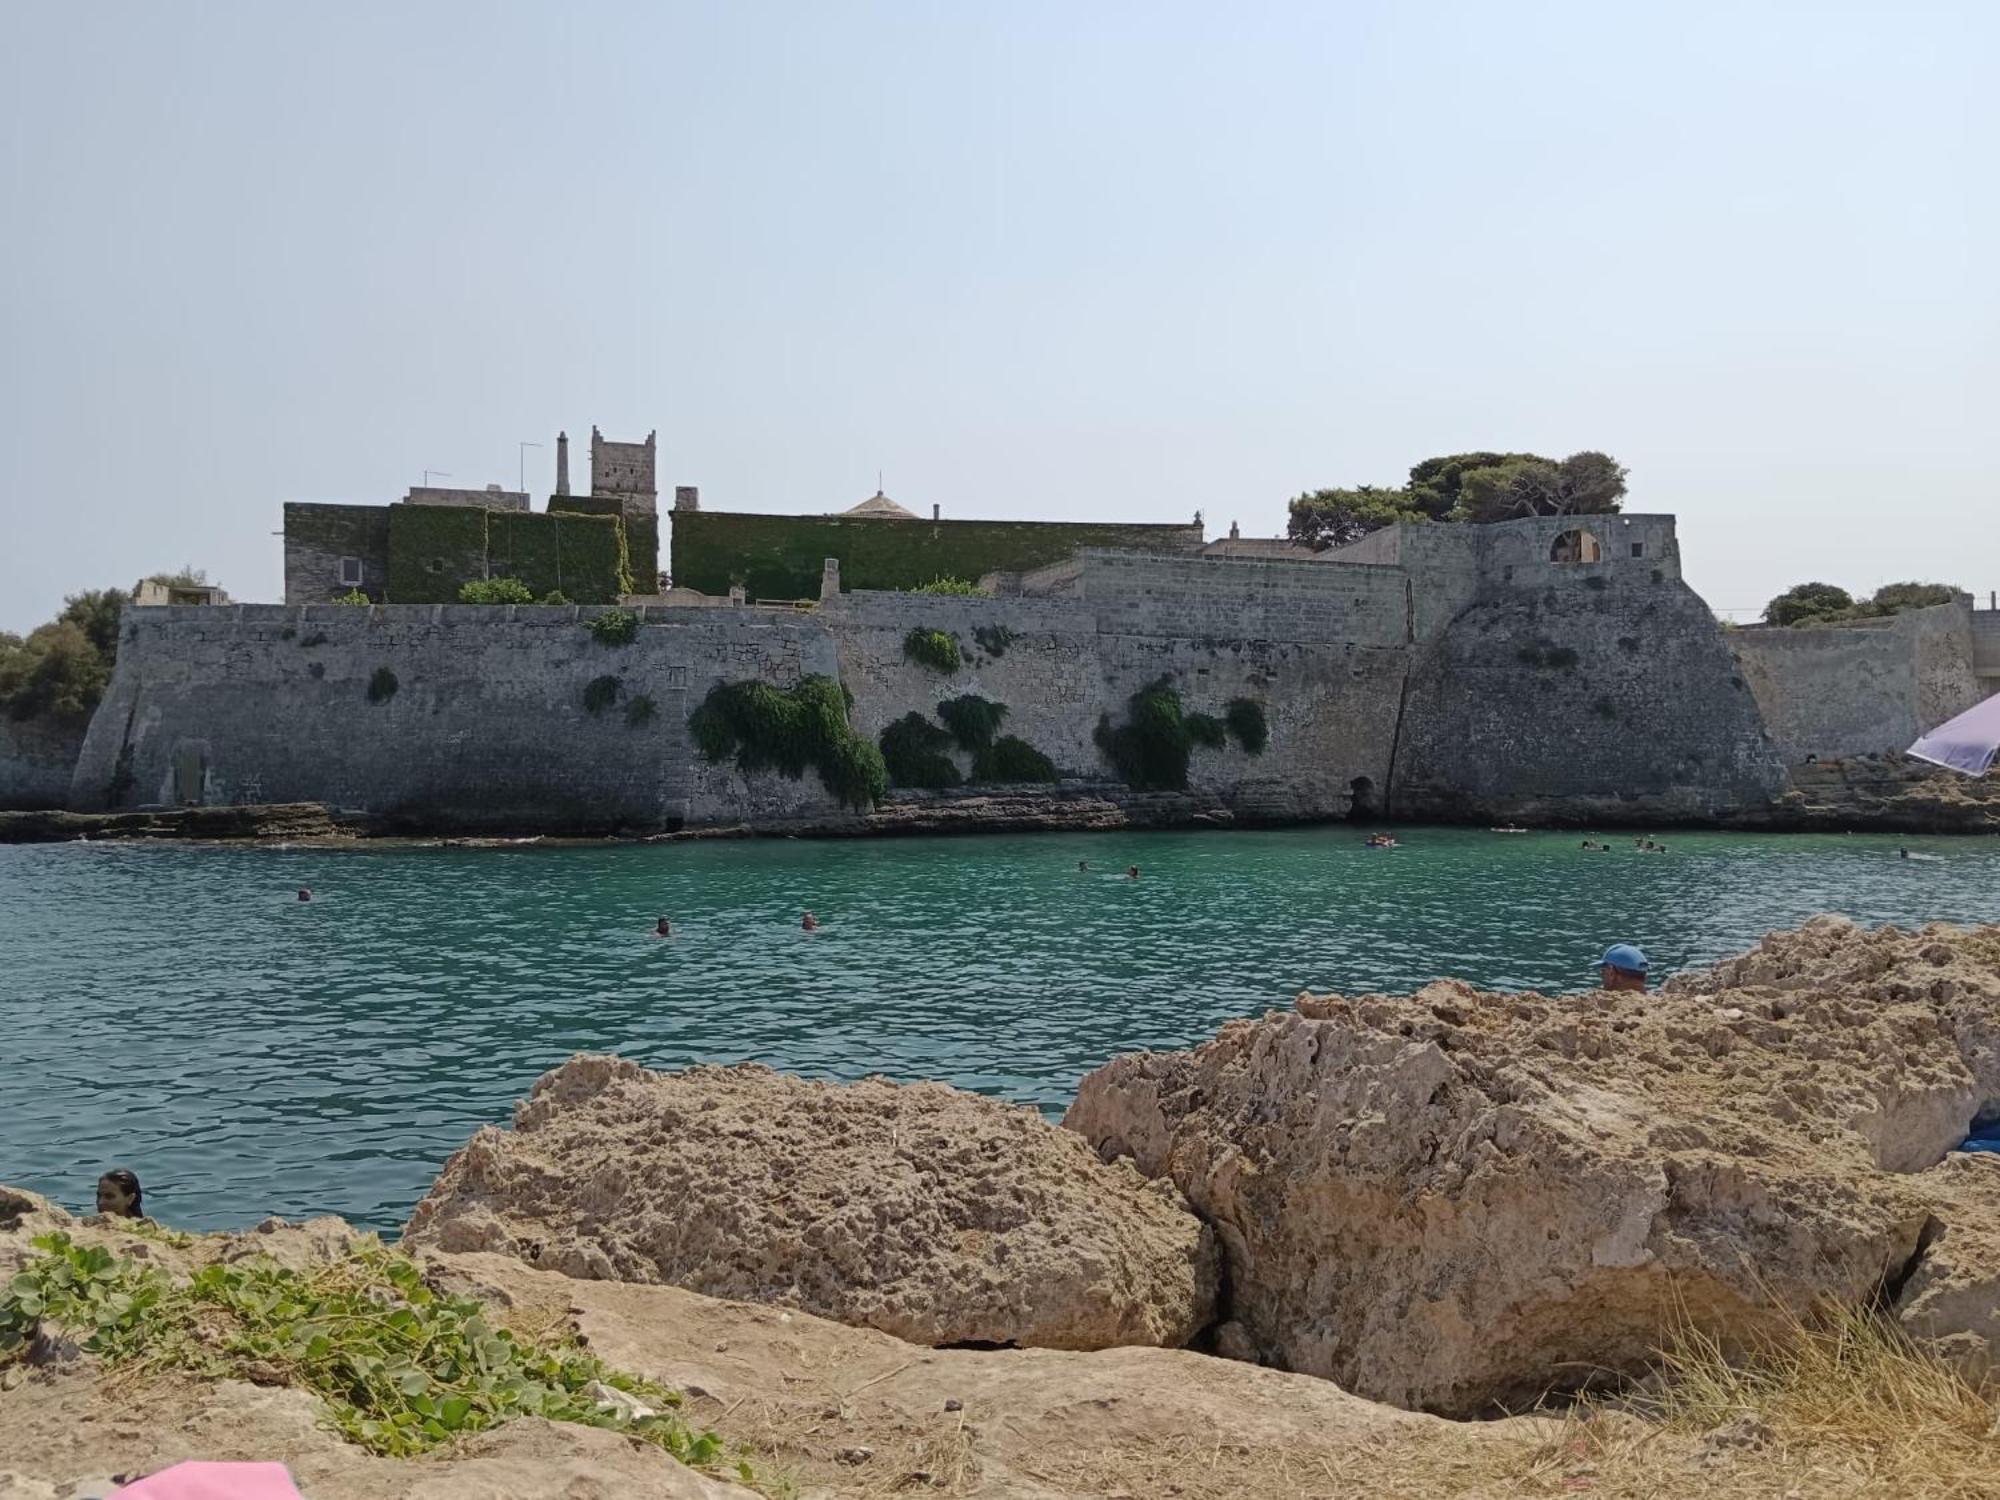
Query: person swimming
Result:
<box><xmin>1078</xmin><ymin>860</ymin><xmax>1088</xmax><ymax>871</ymax></box>
<box><xmin>297</xmin><ymin>888</ymin><xmax>312</xmax><ymax>902</ymax></box>
<box><xmin>654</xmin><ymin>916</ymin><xmax>673</xmax><ymax>937</ymax></box>
<box><xmin>96</xmin><ymin>1169</ymin><xmax>144</xmax><ymax>1219</ymax></box>
<box><xmin>801</xmin><ymin>911</ymin><xmax>819</xmax><ymax>931</ymax></box>
<box><xmin>1126</xmin><ymin>866</ymin><xmax>1140</xmax><ymax>879</ymax></box>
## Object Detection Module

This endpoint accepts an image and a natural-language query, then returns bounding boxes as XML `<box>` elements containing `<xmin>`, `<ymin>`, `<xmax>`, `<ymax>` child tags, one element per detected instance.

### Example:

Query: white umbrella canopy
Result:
<box><xmin>1909</xmin><ymin>691</ymin><xmax>2000</xmax><ymax>776</ymax></box>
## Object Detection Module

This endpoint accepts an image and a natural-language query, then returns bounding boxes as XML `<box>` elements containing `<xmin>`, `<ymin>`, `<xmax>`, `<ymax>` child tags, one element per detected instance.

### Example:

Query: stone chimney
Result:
<box><xmin>821</xmin><ymin>557</ymin><xmax>842</xmax><ymax>602</ymax></box>
<box><xmin>932</xmin><ymin>503</ymin><xmax>940</xmax><ymax>521</ymax></box>
<box><xmin>1229</xmin><ymin>520</ymin><xmax>1240</xmax><ymax>539</ymax></box>
<box><xmin>556</xmin><ymin>431</ymin><xmax>570</xmax><ymax>496</ymax></box>
<box><xmin>674</xmin><ymin>486</ymin><xmax>700</xmax><ymax>512</ymax></box>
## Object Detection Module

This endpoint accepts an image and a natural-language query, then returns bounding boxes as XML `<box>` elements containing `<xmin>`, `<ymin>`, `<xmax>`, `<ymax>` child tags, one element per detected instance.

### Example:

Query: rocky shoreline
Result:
<box><xmin>4</xmin><ymin>916</ymin><xmax>1998</xmax><ymax>1496</ymax></box>
<box><xmin>4</xmin><ymin>753</ymin><xmax>1998</xmax><ymax>847</ymax></box>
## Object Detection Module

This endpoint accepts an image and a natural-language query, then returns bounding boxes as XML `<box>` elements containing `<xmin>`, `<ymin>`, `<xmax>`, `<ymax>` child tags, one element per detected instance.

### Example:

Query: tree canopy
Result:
<box><xmin>0</xmin><ymin>579</ymin><xmax>181</xmax><ymax>724</ymax></box>
<box><xmin>1761</xmin><ymin>580</ymin><xmax>1962</xmax><ymax>628</ymax></box>
<box><xmin>1287</xmin><ymin>450</ymin><xmax>1628</xmax><ymax>550</ymax></box>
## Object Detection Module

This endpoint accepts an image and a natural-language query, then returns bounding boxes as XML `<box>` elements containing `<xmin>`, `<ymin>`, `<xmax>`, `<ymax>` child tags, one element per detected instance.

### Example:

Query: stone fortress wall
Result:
<box><xmin>1728</xmin><ymin>603</ymin><xmax>1986</xmax><ymax>766</ymax></box>
<box><xmin>41</xmin><ymin>511</ymin><xmax>1993</xmax><ymax>832</ymax></box>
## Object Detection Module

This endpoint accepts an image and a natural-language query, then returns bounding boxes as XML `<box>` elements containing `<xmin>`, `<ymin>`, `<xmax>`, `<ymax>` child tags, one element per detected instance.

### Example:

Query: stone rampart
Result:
<box><xmin>1728</xmin><ymin>603</ymin><xmax>1983</xmax><ymax>765</ymax></box>
<box><xmin>1393</xmin><ymin>565</ymin><xmax>1786</xmax><ymax>823</ymax></box>
<box><xmin>1076</xmin><ymin>550</ymin><xmax>1411</xmax><ymax>646</ymax></box>
<box><xmin>825</xmin><ymin>587</ymin><xmax>1399</xmax><ymax>821</ymax></box>
<box><xmin>0</xmin><ymin>717</ymin><xmax>88</xmax><ymax>811</ymax></box>
<box><xmin>25</xmin><ymin>512</ymin><xmax>1985</xmax><ymax>834</ymax></box>
<box><xmin>70</xmin><ymin>604</ymin><xmax>844</xmax><ymax>832</ymax></box>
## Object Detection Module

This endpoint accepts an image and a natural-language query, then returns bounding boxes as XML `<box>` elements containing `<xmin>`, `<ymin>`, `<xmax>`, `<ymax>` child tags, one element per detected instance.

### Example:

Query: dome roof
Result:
<box><xmin>843</xmin><ymin>490</ymin><xmax>919</xmax><ymax>520</ymax></box>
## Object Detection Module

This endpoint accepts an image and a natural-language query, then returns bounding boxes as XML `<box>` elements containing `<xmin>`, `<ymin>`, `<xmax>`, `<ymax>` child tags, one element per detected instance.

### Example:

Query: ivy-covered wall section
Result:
<box><xmin>668</xmin><ymin>511</ymin><xmax>1204</xmax><ymax>599</ymax></box>
<box><xmin>551</xmin><ymin>496</ymin><xmax>658</xmax><ymax>593</ymax></box>
<box><xmin>385</xmin><ymin>506</ymin><xmax>631</xmax><ymax>604</ymax></box>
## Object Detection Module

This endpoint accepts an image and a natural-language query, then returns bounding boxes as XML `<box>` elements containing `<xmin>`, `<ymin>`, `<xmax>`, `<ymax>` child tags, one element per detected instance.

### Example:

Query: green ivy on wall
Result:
<box><xmin>386</xmin><ymin>506</ymin><xmax>632</xmax><ymax>605</ymax></box>
<box><xmin>1095</xmin><ymin>676</ymin><xmax>1209</xmax><ymax>791</ymax></box>
<box><xmin>687</xmin><ymin>676</ymin><xmax>885</xmax><ymax>810</ymax></box>
<box><xmin>668</xmin><ymin>511</ymin><xmax>1202</xmax><ymax>600</ymax></box>
<box><xmin>879</xmin><ymin>712</ymin><xmax>961</xmax><ymax>788</ymax></box>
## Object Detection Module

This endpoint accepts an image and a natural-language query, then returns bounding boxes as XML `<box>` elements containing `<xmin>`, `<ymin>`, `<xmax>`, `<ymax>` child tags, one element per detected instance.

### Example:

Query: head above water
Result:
<box><xmin>801</xmin><ymin>911</ymin><xmax>819</xmax><ymax>931</ymax></box>
<box><xmin>297</xmin><ymin>888</ymin><xmax>311</xmax><ymax>902</ymax></box>
<box><xmin>655</xmin><ymin>916</ymin><xmax>672</xmax><ymax>936</ymax></box>
<box><xmin>1596</xmin><ymin>942</ymin><xmax>1650</xmax><ymax>992</ymax></box>
<box><xmin>96</xmin><ymin>1168</ymin><xmax>142</xmax><ymax>1218</ymax></box>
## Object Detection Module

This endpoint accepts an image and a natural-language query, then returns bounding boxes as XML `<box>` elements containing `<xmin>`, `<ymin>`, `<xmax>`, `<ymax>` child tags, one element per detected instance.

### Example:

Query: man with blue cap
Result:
<box><xmin>1597</xmin><ymin>942</ymin><xmax>1649</xmax><ymax>993</ymax></box>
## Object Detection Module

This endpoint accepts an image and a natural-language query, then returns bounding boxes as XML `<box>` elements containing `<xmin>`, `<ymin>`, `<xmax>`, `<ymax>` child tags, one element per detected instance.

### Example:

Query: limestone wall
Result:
<box><xmin>0</xmin><ymin>717</ymin><xmax>88</xmax><ymax>811</ymax></box>
<box><xmin>825</xmin><ymin>588</ymin><xmax>1401</xmax><ymax>819</ymax></box>
<box><xmin>1075</xmin><ymin>550</ymin><xmax>1410</xmax><ymax>646</ymax></box>
<box><xmin>1393</xmin><ymin>565</ymin><xmax>1786</xmax><ymax>823</ymax></box>
<box><xmin>71</xmin><ymin>604</ymin><xmax>845</xmax><ymax>832</ymax></box>
<box><xmin>1728</xmin><ymin>603</ymin><xmax>1983</xmax><ymax>765</ymax></box>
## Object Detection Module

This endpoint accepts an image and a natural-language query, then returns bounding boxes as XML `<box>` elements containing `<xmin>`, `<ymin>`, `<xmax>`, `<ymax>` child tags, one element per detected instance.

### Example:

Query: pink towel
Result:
<box><xmin>114</xmin><ymin>1463</ymin><xmax>306</xmax><ymax>1500</ymax></box>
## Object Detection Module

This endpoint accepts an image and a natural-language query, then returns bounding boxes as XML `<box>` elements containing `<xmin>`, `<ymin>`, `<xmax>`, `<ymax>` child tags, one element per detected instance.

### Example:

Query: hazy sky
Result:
<box><xmin>3</xmin><ymin>1</ymin><xmax>1994</xmax><ymax>632</ymax></box>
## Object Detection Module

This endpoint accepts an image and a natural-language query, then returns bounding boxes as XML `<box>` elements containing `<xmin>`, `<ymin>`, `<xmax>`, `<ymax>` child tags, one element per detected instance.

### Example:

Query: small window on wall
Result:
<box><xmin>1630</xmin><ymin>542</ymin><xmax>1645</xmax><ymax>559</ymax></box>
<box><xmin>338</xmin><ymin>557</ymin><xmax>364</xmax><ymax>586</ymax></box>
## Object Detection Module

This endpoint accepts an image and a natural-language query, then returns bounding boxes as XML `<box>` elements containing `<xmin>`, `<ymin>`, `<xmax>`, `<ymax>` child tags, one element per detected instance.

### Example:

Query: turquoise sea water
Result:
<box><xmin>2</xmin><ymin>826</ymin><xmax>1995</xmax><ymax>1234</ymax></box>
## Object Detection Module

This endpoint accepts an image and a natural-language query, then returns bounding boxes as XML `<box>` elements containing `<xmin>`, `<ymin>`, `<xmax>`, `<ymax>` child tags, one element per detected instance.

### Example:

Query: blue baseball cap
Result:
<box><xmin>1597</xmin><ymin>943</ymin><xmax>1649</xmax><ymax>974</ymax></box>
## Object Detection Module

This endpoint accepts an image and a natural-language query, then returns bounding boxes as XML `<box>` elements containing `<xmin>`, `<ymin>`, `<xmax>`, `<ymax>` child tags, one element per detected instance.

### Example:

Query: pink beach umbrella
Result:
<box><xmin>1909</xmin><ymin>691</ymin><xmax>2000</xmax><ymax>777</ymax></box>
<box><xmin>113</xmin><ymin>1464</ymin><xmax>306</xmax><ymax>1500</ymax></box>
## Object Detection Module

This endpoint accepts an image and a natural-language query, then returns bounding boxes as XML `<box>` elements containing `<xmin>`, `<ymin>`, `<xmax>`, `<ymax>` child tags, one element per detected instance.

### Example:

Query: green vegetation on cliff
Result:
<box><xmin>0</xmin><ymin>1231</ymin><xmax>737</xmax><ymax>1471</ymax></box>
<box><xmin>1224</xmin><ymin>698</ymin><xmax>1269</xmax><ymax>755</ymax></box>
<box><xmin>689</xmin><ymin>676</ymin><xmax>886</xmax><ymax>810</ymax></box>
<box><xmin>937</xmin><ymin>694</ymin><xmax>1007</xmax><ymax>751</ymax></box>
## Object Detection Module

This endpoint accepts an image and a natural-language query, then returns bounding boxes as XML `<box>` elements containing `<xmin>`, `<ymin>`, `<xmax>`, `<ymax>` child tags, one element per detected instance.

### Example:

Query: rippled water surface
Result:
<box><xmin>3</xmin><ymin>826</ymin><xmax>1995</xmax><ymax>1232</ymax></box>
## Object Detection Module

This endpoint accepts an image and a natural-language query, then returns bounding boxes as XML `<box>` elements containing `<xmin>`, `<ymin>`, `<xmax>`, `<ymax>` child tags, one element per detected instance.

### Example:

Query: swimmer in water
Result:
<box><xmin>96</xmin><ymin>1169</ymin><xmax>144</xmax><ymax>1219</ymax></box>
<box><xmin>297</xmin><ymin>888</ymin><xmax>312</xmax><ymax>902</ymax></box>
<box><xmin>1078</xmin><ymin>860</ymin><xmax>1088</xmax><ymax>871</ymax></box>
<box><xmin>1126</xmin><ymin>866</ymin><xmax>1140</xmax><ymax>880</ymax></box>
<box><xmin>801</xmin><ymin>911</ymin><xmax>819</xmax><ymax>931</ymax></box>
<box><xmin>655</xmin><ymin>916</ymin><xmax>672</xmax><ymax>937</ymax></box>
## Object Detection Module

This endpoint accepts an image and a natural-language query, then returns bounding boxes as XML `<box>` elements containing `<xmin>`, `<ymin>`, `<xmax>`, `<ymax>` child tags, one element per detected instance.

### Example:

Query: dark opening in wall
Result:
<box><xmin>1348</xmin><ymin>775</ymin><xmax>1377</xmax><ymax>821</ymax></box>
<box><xmin>1550</xmin><ymin>529</ymin><xmax>1602</xmax><ymax>564</ymax></box>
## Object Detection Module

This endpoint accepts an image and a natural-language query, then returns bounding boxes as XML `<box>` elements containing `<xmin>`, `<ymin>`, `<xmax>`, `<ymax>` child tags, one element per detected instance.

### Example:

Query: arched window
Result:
<box><xmin>1550</xmin><ymin>529</ymin><xmax>1603</xmax><ymax>564</ymax></box>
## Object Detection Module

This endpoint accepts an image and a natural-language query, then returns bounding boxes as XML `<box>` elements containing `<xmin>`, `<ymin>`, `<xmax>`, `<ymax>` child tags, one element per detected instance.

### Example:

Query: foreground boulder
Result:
<box><xmin>1065</xmin><ymin>917</ymin><xmax>2000</xmax><ymax>1416</ymax></box>
<box><xmin>406</xmin><ymin>1055</ymin><xmax>1217</xmax><ymax>1350</ymax></box>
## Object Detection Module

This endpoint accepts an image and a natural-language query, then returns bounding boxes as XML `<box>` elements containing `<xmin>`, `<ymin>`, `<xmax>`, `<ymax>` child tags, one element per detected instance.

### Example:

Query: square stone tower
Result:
<box><xmin>591</xmin><ymin>427</ymin><xmax>657</xmax><ymax>518</ymax></box>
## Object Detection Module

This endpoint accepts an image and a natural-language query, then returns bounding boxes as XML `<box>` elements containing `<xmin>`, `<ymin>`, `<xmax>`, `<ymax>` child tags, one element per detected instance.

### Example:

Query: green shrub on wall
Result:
<box><xmin>366</xmin><ymin>667</ymin><xmax>399</xmax><ymax>704</ymax></box>
<box><xmin>667</xmin><ymin>511</ymin><xmax>1203</xmax><ymax>600</ymax></box>
<box><xmin>910</xmin><ymin>577</ymin><xmax>985</xmax><ymax>596</ymax></box>
<box><xmin>624</xmin><ymin>694</ymin><xmax>657</xmax><ymax>727</ymax></box>
<box><xmin>1224</xmin><ymin>697</ymin><xmax>1269</xmax><ymax>755</ymax></box>
<box><xmin>583</xmin><ymin>675</ymin><xmax>622</xmax><ymax>715</ymax></box>
<box><xmin>541</xmin><ymin>590</ymin><xmax>572</xmax><ymax>606</ymax></box>
<box><xmin>332</xmin><ymin>589</ymin><xmax>371</xmax><ymax>607</ymax></box>
<box><xmin>937</xmin><ymin>694</ymin><xmax>1006</xmax><ymax>750</ymax></box>
<box><xmin>589</xmin><ymin>608</ymin><xmax>640</xmax><ymax>646</ymax></box>
<box><xmin>459</xmin><ymin>576</ymin><xmax>535</xmax><ymax>604</ymax></box>
<box><xmin>878</xmin><ymin>713</ymin><xmax>962</xmax><ymax>788</ymax></box>
<box><xmin>904</xmin><ymin>629</ymin><xmax>961</xmax><ymax>673</ymax></box>
<box><xmin>972</xmin><ymin>735</ymin><xmax>1058</xmax><ymax>783</ymax></box>
<box><xmin>1095</xmin><ymin>676</ymin><xmax>1214</xmax><ymax>791</ymax></box>
<box><xmin>1186</xmin><ymin>712</ymin><xmax>1227</xmax><ymax>749</ymax></box>
<box><xmin>687</xmin><ymin>676</ymin><xmax>885</xmax><ymax>810</ymax></box>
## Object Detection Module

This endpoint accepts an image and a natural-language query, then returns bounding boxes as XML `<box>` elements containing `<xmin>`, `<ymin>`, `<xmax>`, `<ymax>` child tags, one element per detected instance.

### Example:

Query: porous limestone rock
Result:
<box><xmin>1065</xmin><ymin>917</ymin><xmax>2000</xmax><ymax>1416</ymax></box>
<box><xmin>405</xmin><ymin>1054</ymin><xmax>1217</xmax><ymax>1350</ymax></box>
